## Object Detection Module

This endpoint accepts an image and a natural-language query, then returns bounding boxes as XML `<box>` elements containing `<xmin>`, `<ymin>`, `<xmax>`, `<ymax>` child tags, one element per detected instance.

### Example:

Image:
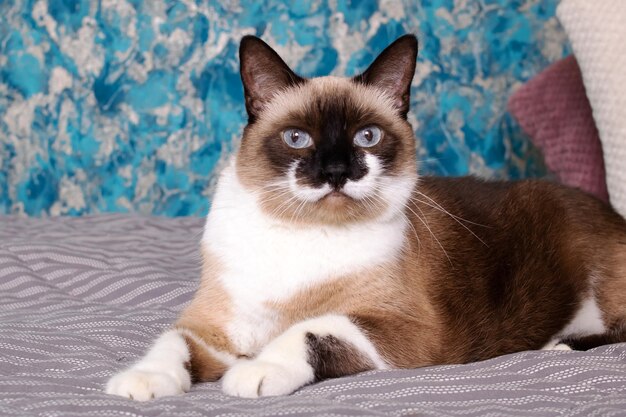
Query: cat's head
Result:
<box><xmin>236</xmin><ymin>35</ymin><xmax>419</xmax><ymax>225</ymax></box>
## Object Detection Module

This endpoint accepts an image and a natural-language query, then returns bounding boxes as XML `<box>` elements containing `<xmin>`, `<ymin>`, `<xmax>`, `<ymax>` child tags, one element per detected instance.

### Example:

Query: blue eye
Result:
<box><xmin>354</xmin><ymin>126</ymin><xmax>382</xmax><ymax>147</ymax></box>
<box><xmin>282</xmin><ymin>129</ymin><xmax>313</xmax><ymax>149</ymax></box>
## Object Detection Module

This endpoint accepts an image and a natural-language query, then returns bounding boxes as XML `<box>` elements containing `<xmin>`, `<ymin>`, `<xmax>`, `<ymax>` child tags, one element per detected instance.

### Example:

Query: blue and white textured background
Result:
<box><xmin>0</xmin><ymin>0</ymin><xmax>570</xmax><ymax>216</ymax></box>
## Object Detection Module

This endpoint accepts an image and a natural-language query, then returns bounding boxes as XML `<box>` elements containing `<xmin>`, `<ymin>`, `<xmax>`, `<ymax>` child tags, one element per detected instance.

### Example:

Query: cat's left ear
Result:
<box><xmin>354</xmin><ymin>35</ymin><xmax>418</xmax><ymax>118</ymax></box>
<box><xmin>239</xmin><ymin>36</ymin><xmax>304</xmax><ymax>122</ymax></box>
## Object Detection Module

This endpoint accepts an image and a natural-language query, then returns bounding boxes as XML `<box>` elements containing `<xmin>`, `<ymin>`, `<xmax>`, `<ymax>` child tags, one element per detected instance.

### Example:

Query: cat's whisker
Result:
<box><xmin>409</xmin><ymin>196</ymin><xmax>482</xmax><ymax>227</ymax></box>
<box><xmin>252</xmin><ymin>183</ymin><xmax>296</xmax><ymax>203</ymax></box>
<box><xmin>361</xmin><ymin>195</ymin><xmax>378</xmax><ymax>218</ymax></box>
<box><xmin>365</xmin><ymin>190</ymin><xmax>386</xmax><ymax>214</ymax></box>
<box><xmin>254</xmin><ymin>186</ymin><xmax>289</xmax><ymax>196</ymax></box>
<box><xmin>287</xmin><ymin>198</ymin><xmax>307</xmax><ymax>222</ymax></box>
<box><xmin>255</xmin><ymin>178</ymin><xmax>293</xmax><ymax>190</ymax></box>
<box><xmin>403</xmin><ymin>200</ymin><xmax>452</xmax><ymax>265</ymax></box>
<box><xmin>274</xmin><ymin>195</ymin><xmax>302</xmax><ymax>221</ymax></box>
<box><xmin>365</xmin><ymin>190</ymin><xmax>420</xmax><ymax>254</ymax></box>
<box><xmin>371</xmin><ymin>181</ymin><xmax>489</xmax><ymax>247</ymax></box>
<box><xmin>291</xmin><ymin>198</ymin><xmax>309</xmax><ymax>224</ymax></box>
<box><xmin>254</xmin><ymin>185</ymin><xmax>292</xmax><ymax>199</ymax></box>
<box><xmin>412</xmin><ymin>191</ymin><xmax>490</xmax><ymax>227</ymax></box>
<box><xmin>258</xmin><ymin>189</ymin><xmax>295</xmax><ymax>205</ymax></box>
<box><xmin>268</xmin><ymin>198</ymin><xmax>294</xmax><ymax>220</ymax></box>
<box><xmin>411</xmin><ymin>191</ymin><xmax>490</xmax><ymax>246</ymax></box>
<box><xmin>411</xmin><ymin>197</ymin><xmax>489</xmax><ymax>247</ymax></box>
<box><xmin>264</xmin><ymin>193</ymin><xmax>294</xmax><ymax>220</ymax></box>
<box><xmin>400</xmin><ymin>210</ymin><xmax>421</xmax><ymax>256</ymax></box>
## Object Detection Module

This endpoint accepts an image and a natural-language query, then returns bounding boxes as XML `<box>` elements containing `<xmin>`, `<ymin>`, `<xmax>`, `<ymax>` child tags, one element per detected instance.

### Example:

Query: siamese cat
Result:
<box><xmin>106</xmin><ymin>35</ymin><xmax>626</xmax><ymax>400</ymax></box>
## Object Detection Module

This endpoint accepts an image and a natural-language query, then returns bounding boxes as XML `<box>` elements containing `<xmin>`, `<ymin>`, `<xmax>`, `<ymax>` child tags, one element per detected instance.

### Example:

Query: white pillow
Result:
<box><xmin>557</xmin><ymin>0</ymin><xmax>626</xmax><ymax>218</ymax></box>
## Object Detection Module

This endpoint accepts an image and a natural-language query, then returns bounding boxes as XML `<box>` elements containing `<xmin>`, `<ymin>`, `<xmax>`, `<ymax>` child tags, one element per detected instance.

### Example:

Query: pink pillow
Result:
<box><xmin>508</xmin><ymin>56</ymin><xmax>609</xmax><ymax>201</ymax></box>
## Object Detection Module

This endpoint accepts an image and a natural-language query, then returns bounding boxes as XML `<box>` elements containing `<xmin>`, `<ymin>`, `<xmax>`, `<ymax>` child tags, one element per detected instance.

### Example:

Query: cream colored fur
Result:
<box><xmin>204</xmin><ymin>157</ymin><xmax>410</xmax><ymax>354</ymax></box>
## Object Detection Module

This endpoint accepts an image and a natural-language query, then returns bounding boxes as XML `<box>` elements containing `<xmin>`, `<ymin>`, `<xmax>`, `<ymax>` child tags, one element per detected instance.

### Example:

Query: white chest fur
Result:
<box><xmin>202</xmin><ymin>162</ymin><xmax>407</xmax><ymax>353</ymax></box>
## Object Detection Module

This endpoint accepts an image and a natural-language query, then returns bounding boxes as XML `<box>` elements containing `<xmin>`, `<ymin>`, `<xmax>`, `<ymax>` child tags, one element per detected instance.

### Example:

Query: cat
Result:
<box><xmin>105</xmin><ymin>34</ymin><xmax>626</xmax><ymax>400</ymax></box>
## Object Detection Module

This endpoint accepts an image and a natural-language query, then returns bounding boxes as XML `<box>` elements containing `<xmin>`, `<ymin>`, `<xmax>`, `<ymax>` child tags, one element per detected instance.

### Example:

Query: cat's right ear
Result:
<box><xmin>353</xmin><ymin>35</ymin><xmax>418</xmax><ymax>119</ymax></box>
<box><xmin>239</xmin><ymin>36</ymin><xmax>304</xmax><ymax>122</ymax></box>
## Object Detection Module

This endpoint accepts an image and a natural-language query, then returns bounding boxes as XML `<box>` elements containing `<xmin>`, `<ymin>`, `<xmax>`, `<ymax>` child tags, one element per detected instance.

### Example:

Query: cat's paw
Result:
<box><xmin>541</xmin><ymin>339</ymin><xmax>573</xmax><ymax>351</ymax></box>
<box><xmin>105</xmin><ymin>367</ymin><xmax>191</xmax><ymax>401</ymax></box>
<box><xmin>222</xmin><ymin>359</ymin><xmax>312</xmax><ymax>398</ymax></box>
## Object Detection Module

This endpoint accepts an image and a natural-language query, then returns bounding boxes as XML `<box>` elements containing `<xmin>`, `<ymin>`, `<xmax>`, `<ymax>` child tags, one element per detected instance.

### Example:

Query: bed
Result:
<box><xmin>1</xmin><ymin>214</ymin><xmax>625</xmax><ymax>416</ymax></box>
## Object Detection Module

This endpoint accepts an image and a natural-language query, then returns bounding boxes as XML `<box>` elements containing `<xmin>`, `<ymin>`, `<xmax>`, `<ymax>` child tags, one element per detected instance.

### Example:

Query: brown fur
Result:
<box><xmin>261</xmin><ymin>176</ymin><xmax>626</xmax><ymax>368</ymax></box>
<box><xmin>182</xmin><ymin>334</ymin><xmax>229</xmax><ymax>382</ymax></box>
<box><xmin>181</xmin><ymin>176</ymin><xmax>626</xmax><ymax>380</ymax></box>
<box><xmin>180</xmin><ymin>35</ymin><xmax>626</xmax><ymax>387</ymax></box>
<box><xmin>306</xmin><ymin>333</ymin><xmax>374</xmax><ymax>381</ymax></box>
<box><xmin>405</xmin><ymin>177</ymin><xmax>625</xmax><ymax>363</ymax></box>
<box><xmin>175</xmin><ymin>248</ymin><xmax>237</xmax><ymax>381</ymax></box>
<box><xmin>596</xmin><ymin>241</ymin><xmax>626</xmax><ymax>328</ymax></box>
<box><xmin>266</xmin><ymin>260</ymin><xmax>443</xmax><ymax>367</ymax></box>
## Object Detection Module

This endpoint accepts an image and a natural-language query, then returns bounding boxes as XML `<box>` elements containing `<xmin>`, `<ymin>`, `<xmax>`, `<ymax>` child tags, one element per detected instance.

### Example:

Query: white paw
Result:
<box><xmin>222</xmin><ymin>359</ymin><xmax>313</xmax><ymax>398</ymax></box>
<box><xmin>541</xmin><ymin>339</ymin><xmax>573</xmax><ymax>351</ymax></box>
<box><xmin>105</xmin><ymin>367</ymin><xmax>191</xmax><ymax>401</ymax></box>
<box><xmin>550</xmin><ymin>343</ymin><xmax>573</xmax><ymax>351</ymax></box>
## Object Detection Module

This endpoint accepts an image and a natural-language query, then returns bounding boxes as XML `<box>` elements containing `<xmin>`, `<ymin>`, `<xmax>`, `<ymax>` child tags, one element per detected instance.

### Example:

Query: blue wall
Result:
<box><xmin>0</xmin><ymin>0</ymin><xmax>569</xmax><ymax>216</ymax></box>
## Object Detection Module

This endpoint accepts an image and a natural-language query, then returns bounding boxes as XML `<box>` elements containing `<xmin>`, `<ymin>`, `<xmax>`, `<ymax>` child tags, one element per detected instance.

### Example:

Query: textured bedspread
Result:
<box><xmin>1</xmin><ymin>215</ymin><xmax>625</xmax><ymax>417</ymax></box>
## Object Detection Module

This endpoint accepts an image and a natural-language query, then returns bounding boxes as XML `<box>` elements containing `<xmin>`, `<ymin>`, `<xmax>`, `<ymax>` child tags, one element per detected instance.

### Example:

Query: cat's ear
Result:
<box><xmin>354</xmin><ymin>35</ymin><xmax>418</xmax><ymax>118</ymax></box>
<box><xmin>239</xmin><ymin>35</ymin><xmax>304</xmax><ymax>121</ymax></box>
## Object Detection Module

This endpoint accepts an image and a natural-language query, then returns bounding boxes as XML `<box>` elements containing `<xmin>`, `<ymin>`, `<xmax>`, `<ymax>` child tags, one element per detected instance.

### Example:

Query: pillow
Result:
<box><xmin>557</xmin><ymin>0</ymin><xmax>626</xmax><ymax>217</ymax></box>
<box><xmin>508</xmin><ymin>56</ymin><xmax>608</xmax><ymax>202</ymax></box>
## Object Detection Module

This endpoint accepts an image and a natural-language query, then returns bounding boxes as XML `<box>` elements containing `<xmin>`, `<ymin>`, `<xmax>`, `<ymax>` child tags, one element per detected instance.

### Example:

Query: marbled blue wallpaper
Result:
<box><xmin>0</xmin><ymin>0</ymin><xmax>570</xmax><ymax>216</ymax></box>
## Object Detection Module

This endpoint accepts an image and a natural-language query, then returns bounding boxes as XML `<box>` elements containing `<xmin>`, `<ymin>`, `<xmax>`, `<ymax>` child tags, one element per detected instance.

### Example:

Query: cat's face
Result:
<box><xmin>235</xmin><ymin>35</ymin><xmax>419</xmax><ymax>225</ymax></box>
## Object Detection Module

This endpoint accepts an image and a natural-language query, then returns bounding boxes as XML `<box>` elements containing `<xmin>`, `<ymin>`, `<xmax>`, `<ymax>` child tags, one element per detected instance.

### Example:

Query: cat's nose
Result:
<box><xmin>323</xmin><ymin>162</ymin><xmax>349</xmax><ymax>189</ymax></box>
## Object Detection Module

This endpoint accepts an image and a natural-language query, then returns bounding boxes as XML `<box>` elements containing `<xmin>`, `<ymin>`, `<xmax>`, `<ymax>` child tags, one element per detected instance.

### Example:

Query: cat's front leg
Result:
<box><xmin>106</xmin><ymin>327</ymin><xmax>236</xmax><ymax>401</ymax></box>
<box><xmin>222</xmin><ymin>314</ymin><xmax>388</xmax><ymax>398</ymax></box>
<box><xmin>105</xmin><ymin>329</ymin><xmax>192</xmax><ymax>401</ymax></box>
